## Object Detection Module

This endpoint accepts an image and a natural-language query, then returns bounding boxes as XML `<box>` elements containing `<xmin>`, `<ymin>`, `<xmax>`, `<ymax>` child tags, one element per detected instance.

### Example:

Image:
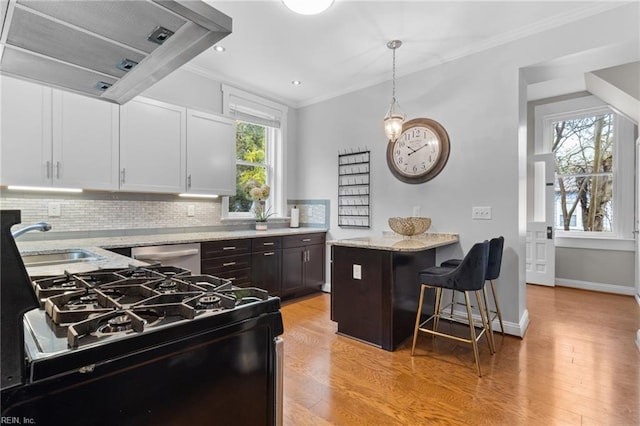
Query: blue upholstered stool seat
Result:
<box><xmin>411</xmin><ymin>240</ymin><xmax>493</xmax><ymax>377</ymax></box>
<box><xmin>440</xmin><ymin>236</ymin><xmax>505</xmax><ymax>344</ymax></box>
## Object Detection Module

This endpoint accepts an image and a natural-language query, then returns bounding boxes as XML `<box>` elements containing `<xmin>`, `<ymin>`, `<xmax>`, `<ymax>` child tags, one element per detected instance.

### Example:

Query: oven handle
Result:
<box><xmin>133</xmin><ymin>248</ymin><xmax>199</xmax><ymax>261</ymax></box>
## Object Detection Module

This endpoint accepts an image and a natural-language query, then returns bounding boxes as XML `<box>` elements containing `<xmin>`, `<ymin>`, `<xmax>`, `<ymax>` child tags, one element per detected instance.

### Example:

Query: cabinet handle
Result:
<box><xmin>263</xmin><ymin>252</ymin><xmax>275</xmax><ymax>256</ymax></box>
<box><xmin>302</xmin><ymin>238</ymin><xmax>311</xmax><ymax>242</ymax></box>
<box><xmin>55</xmin><ymin>161</ymin><xmax>60</xmax><ymax>179</ymax></box>
<box><xmin>222</xmin><ymin>246</ymin><xmax>236</xmax><ymax>251</ymax></box>
<box><xmin>263</xmin><ymin>242</ymin><xmax>274</xmax><ymax>246</ymax></box>
<box><xmin>187</xmin><ymin>174</ymin><xmax>192</xmax><ymax>188</ymax></box>
<box><xmin>223</xmin><ymin>261</ymin><xmax>236</xmax><ymax>267</ymax></box>
<box><xmin>46</xmin><ymin>161</ymin><xmax>51</xmax><ymax>179</ymax></box>
<box><xmin>121</xmin><ymin>168</ymin><xmax>126</xmax><ymax>184</ymax></box>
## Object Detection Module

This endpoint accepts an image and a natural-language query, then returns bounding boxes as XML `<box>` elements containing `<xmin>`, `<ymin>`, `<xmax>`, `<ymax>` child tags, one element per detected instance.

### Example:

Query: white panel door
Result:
<box><xmin>186</xmin><ymin>110</ymin><xmax>236</xmax><ymax>196</ymax></box>
<box><xmin>120</xmin><ymin>98</ymin><xmax>186</xmax><ymax>193</ymax></box>
<box><xmin>526</xmin><ymin>154</ymin><xmax>556</xmax><ymax>286</ymax></box>
<box><xmin>52</xmin><ymin>90</ymin><xmax>119</xmax><ymax>190</ymax></box>
<box><xmin>0</xmin><ymin>76</ymin><xmax>52</xmax><ymax>186</ymax></box>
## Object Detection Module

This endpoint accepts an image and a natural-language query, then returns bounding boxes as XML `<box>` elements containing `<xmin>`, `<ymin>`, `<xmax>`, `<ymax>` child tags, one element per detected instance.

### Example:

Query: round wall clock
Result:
<box><xmin>386</xmin><ymin>117</ymin><xmax>450</xmax><ymax>184</ymax></box>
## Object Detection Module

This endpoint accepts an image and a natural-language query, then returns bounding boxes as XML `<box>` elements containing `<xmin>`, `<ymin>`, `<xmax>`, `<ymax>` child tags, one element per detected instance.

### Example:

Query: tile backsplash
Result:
<box><xmin>0</xmin><ymin>191</ymin><xmax>223</xmax><ymax>233</ymax></box>
<box><xmin>1</xmin><ymin>190</ymin><xmax>329</xmax><ymax>238</ymax></box>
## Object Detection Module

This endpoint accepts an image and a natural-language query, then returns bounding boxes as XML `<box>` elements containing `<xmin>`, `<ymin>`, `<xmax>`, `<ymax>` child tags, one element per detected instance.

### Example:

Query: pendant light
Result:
<box><xmin>384</xmin><ymin>40</ymin><xmax>405</xmax><ymax>143</ymax></box>
<box><xmin>282</xmin><ymin>0</ymin><xmax>334</xmax><ymax>15</ymax></box>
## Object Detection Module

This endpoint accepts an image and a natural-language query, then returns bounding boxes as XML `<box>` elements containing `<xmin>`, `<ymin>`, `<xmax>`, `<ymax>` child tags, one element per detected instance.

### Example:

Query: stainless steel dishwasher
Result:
<box><xmin>131</xmin><ymin>243</ymin><xmax>201</xmax><ymax>274</ymax></box>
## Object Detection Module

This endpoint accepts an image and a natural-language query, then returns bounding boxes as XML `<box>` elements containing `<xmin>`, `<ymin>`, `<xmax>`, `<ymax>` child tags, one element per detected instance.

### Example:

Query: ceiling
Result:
<box><xmin>188</xmin><ymin>1</ymin><xmax>629</xmax><ymax>108</ymax></box>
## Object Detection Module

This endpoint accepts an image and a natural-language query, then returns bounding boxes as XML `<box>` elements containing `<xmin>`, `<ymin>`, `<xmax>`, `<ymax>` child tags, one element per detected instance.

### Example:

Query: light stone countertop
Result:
<box><xmin>327</xmin><ymin>232</ymin><xmax>459</xmax><ymax>252</ymax></box>
<box><xmin>17</xmin><ymin>227</ymin><xmax>327</xmax><ymax>277</ymax></box>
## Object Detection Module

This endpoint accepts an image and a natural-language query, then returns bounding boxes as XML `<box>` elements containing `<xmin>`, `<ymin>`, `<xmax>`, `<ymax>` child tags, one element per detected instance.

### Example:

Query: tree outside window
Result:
<box><xmin>553</xmin><ymin>113</ymin><xmax>614</xmax><ymax>232</ymax></box>
<box><xmin>229</xmin><ymin>121</ymin><xmax>268</xmax><ymax>213</ymax></box>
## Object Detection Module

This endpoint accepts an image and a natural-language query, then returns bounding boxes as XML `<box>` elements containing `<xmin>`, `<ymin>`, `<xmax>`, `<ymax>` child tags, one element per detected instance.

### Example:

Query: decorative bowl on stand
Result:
<box><xmin>388</xmin><ymin>217</ymin><xmax>431</xmax><ymax>236</ymax></box>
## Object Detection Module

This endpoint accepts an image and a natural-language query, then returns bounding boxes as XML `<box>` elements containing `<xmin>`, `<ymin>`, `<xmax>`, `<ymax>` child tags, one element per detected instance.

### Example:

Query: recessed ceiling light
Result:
<box><xmin>213</xmin><ymin>45</ymin><xmax>226</xmax><ymax>52</ymax></box>
<box><xmin>282</xmin><ymin>0</ymin><xmax>334</xmax><ymax>15</ymax></box>
<box><xmin>291</xmin><ymin>80</ymin><xmax>302</xmax><ymax>86</ymax></box>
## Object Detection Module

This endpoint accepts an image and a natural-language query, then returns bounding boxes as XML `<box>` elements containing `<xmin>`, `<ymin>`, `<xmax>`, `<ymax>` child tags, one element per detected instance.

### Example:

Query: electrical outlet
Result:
<box><xmin>48</xmin><ymin>202</ymin><xmax>61</xmax><ymax>217</ymax></box>
<box><xmin>353</xmin><ymin>264</ymin><xmax>362</xmax><ymax>280</ymax></box>
<box><xmin>187</xmin><ymin>205</ymin><xmax>195</xmax><ymax>217</ymax></box>
<box><xmin>472</xmin><ymin>206</ymin><xmax>492</xmax><ymax>220</ymax></box>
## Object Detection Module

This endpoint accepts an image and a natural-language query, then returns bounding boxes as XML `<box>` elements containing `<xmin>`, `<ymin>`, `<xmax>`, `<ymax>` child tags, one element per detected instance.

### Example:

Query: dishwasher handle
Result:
<box><xmin>133</xmin><ymin>248</ymin><xmax>199</xmax><ymax>261</ymax></box>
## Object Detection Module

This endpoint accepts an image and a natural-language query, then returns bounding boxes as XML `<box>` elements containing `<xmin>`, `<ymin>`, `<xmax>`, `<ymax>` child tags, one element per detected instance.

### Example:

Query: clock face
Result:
<box><xmin>386</xmin><ymin>118</ymin><xmax>450</xmax><ymax>184</ymax></box>
<box><xmin>392</xmin><ymin>126</ymin><xmax>441</xmax><ymax>176</ymax></box>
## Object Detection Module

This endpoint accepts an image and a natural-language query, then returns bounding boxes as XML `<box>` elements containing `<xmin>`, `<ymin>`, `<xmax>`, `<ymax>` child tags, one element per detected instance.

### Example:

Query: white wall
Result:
<box><xmin>291</xmin><ymin>3</ymin><xmax>639</xmax><ymax>334</ymax></box>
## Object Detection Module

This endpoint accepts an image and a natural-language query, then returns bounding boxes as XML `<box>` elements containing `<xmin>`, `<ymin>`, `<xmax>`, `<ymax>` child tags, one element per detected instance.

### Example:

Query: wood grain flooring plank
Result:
<box><xmin>280</xmin><ymin>285</ymin><xmax>639</xmax><ymax>425</ymax></box>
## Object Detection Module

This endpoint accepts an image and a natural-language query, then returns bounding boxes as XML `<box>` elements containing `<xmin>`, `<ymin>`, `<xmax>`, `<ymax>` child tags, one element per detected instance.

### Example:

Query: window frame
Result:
<box><xmin>534</xmin><ymin>95</ymin><xmax>635</xmax><ymax>249</ymax></box>
<box><xmin>220</xmin><ymin>85</ymin><xmax>287</xmax><ymax>221</ymax></box>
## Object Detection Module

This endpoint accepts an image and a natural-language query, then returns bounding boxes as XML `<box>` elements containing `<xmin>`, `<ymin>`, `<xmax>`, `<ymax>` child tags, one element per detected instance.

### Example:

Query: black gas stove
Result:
<box><xmin>1</xmin><ymin>210</ymin><xmax>284</xmax><ymax>426</ymax></box>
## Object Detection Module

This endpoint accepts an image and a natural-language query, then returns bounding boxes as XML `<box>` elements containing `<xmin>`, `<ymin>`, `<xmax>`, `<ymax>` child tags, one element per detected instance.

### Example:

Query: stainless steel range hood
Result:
<box><xmin>0</xmin><ymin>0</ymin><xmax>231</xmax><ymax>104</ymax></box>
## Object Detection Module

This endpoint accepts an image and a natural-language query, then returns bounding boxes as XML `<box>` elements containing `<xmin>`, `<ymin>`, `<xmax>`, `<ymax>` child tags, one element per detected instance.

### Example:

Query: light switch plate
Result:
<box><xmin>48</xmin><ymin>202</ymin><xmax>61</xmax><ymax>217</ymax></box>
<box><xmin>472</xmin><ymin>206</ymin><xmax>492</xmax><ymax>220</ymax></box>
<box><xmin>187</xmin><ymin>205</ymin><xmax>195</xmax><ymax>217</ymax></box>
<box><xmin>353</xmin><ymin>264</ymin><xmax>362</xmax><ymax>280</ymax></box>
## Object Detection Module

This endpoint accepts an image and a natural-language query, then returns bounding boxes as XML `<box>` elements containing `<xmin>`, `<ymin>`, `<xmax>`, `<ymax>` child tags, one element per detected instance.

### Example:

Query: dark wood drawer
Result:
<box><xmin>252</xmin><ymin>237</ymin><xmax>282</xmax><ymax>252</ymax></box>
<box><xmin>282</xmin><ymin>233</ymin><xmax>325</xmax><ymax>248</ymax></box>
<box><xmin>201</xmin><ymin>253</ymin><xmax>251</xmax><ymax>274</ymax></box>
<box><xmin>201</xmin><ymin>239</ymin><xmax>251</xmax><ymax>258</ymax></box>
<box><xmin>212</xmin><ymin>268</ymin><xmax>252</xmax><ymax>287</ymax></box>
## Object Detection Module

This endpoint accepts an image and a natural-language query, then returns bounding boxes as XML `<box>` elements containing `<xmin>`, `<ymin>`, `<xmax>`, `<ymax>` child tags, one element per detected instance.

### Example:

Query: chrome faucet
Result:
<box><xmin>11</xmin><ymin>222</ymin><xmax>52</xmax><ymax>239</ymax></box>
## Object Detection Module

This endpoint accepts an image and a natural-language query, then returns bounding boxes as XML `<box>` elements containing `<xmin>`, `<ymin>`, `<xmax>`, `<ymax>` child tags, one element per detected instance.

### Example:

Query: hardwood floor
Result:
<box><xmin>280</xmin><ymin>285</ymin><xmax>640</xmax><ymax>425</ymax></box>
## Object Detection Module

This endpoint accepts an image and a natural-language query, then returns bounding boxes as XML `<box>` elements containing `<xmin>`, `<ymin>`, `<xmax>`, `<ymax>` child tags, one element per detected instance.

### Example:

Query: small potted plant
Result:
<box><xmin>247</xmin><ymin>182</ymin><xmax>274</xmax><ymax>230</ymax></box>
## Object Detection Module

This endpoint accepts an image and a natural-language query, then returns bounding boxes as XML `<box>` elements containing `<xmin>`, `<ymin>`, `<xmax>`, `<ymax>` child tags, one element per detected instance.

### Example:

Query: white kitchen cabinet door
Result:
<box><xmin>0</xmin><ymin>76</ymin><xmax>52</xmax><ymax>186</ymax></box>
<box><xmin>52</xmin><ymin>90</ymin><xmax>120</xmax><ymax>190</ymax></box>
<box><xmin>186</xmin><ymin>110</ymin><xmax>236</xmax><ymax>195</ymax></box>
<box><xmin>120</xmin><ymin>98</ymin><xmax>186</xmax><ymax>193</ymax></box>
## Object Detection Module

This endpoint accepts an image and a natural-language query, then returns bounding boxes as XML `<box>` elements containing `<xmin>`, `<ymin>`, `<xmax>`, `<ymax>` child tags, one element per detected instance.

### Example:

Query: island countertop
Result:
<box><xmin>327</xmin><ymin>232</ymin><xmax>458</xmax><ymax>252</ymax></box>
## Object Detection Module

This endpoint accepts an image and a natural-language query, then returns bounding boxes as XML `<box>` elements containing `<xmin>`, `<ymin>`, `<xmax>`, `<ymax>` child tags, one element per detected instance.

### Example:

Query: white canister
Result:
<box><xmin>290</xmin><ymin>206</ymin><xmax>300</xmax><ymax>228</ymax></box>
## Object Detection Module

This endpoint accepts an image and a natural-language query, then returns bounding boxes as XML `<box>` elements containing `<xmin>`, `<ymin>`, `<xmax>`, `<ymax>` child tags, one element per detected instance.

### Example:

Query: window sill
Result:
<box><xmin>555</xmin><ymin>235</ymin><xmax>635</xmax><ymax>251</ymax></box>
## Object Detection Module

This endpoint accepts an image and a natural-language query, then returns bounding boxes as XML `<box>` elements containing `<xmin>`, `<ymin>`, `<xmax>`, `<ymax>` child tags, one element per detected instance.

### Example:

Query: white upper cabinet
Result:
<box><xmin>1</xmin><ymin>76</ymin><xmax>119</xmax><ymax>190</ymax></box>
<box><xmin>1</xmin><ymin>77</ymin><xmax>53</xmax><ymax>187</ymax></box>
<box><xmin>52</xmin><ymin>90</ymin><xmax>119</xmax><ymax>190</ymax></box>
<box><xmin>186</xmin><ymin>109</ymin><xmax>236</xmax><ymax>196</ymax></box>
<box><xmin>119</xmin><ymin>97</ymin><xmax>186</xmax><ymax>193</ymax></box>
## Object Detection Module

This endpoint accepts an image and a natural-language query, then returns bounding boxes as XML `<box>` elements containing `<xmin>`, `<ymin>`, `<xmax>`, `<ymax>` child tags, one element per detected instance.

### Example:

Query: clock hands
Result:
<box><xmin>407</xmin><ymin>143</ymin><xmax>428</xmax><ymax>156</ymax></box>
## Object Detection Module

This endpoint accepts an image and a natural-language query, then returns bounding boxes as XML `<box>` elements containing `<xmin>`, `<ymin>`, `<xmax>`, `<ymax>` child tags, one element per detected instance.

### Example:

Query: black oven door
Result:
<box><xmin>2</xmin><ymin>311</ymin><xmax>282</xmax><ymax>426</ymax></box>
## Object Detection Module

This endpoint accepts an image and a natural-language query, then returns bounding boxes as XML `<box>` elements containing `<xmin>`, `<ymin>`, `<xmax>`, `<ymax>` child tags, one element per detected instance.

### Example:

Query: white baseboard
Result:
<box><xmin>555</xmin><ymin>278</ymin><xmax>637</xmax><ymax>296</ymax></box>
<box><xmin>448</xmin><ymin>307</ymin><xmax>529</xmax><ymax>338</ymax></box>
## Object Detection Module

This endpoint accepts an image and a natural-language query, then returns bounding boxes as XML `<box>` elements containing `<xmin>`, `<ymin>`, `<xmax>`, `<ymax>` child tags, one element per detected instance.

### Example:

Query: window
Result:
<box><xmin>535</xmin><ymin>95</ymin><xmax>635</xmax><ymax>242</ymax></box>
<box><xmin>229</xmin><ymin>121</ymin><xmax>275</xmax><ymax>214</ymax></box>
<box><xmin>221</xmin><ymin>85</ymin><xmax>287</xmax><ymax>219</ymax></box>
<box><xmin>552</xmin><ymin>112</ymin><xmax>614</xmax><ymax>233</ymax></box>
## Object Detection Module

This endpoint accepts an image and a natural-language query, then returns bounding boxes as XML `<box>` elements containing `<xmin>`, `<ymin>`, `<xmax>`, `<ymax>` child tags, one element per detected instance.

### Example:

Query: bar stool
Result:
<box><xmin>411</xmin><ymin>240</ymin><xmax>492</xmax><ymax>377</ymax></box>
<box><xmin>441</xmin><ymin>236</ymin><xmax>505</xmax><ymax>342</ymax></box>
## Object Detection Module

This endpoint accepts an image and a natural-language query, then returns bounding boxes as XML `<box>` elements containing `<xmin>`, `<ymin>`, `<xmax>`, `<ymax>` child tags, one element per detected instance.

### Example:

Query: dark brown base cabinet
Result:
<box><xmin>251</xmin><ymin>236</ymin><xmax>283</xmax><ymax>296</ymax></box>
<box><xmin>201</xmin><ymin>239</ymin><xmax>252</xmax><ymax>287</ymax></box>
<box><xmin>281</xmin><ymin>234</ymin><xmax>326</xmax><ymax>297</ymax></box>
<box><xmin>201</xmin><ymin>233</ymin><xmax>325</xmax><ymax>299</ymax></box>
<box><xmin>330</xmin><ymin>245</ymin><xmax>436</xmax><ymax>351</ymax></box>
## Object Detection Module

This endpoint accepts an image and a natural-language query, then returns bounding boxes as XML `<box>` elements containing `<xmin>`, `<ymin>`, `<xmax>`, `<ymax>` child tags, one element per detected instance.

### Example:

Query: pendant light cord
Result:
<box><xmin>392</xmin><ymin>46</ymin><xmax>396</xmax><ymax>101</ymax></box>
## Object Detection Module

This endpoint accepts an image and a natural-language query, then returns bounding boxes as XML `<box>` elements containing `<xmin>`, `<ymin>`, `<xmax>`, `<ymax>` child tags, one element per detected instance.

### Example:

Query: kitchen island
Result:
<box><xmin>328</xmin><ymin>233</ymin><xmax>458</xmax><ymax>351</ymax></box>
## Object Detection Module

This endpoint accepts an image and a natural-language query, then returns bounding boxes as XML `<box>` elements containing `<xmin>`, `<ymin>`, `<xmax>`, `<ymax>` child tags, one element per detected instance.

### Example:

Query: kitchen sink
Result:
<box><xmin>21</xmin><ymin>249</ymin><xmax>102</xmax><ymax>267</ymax></box>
